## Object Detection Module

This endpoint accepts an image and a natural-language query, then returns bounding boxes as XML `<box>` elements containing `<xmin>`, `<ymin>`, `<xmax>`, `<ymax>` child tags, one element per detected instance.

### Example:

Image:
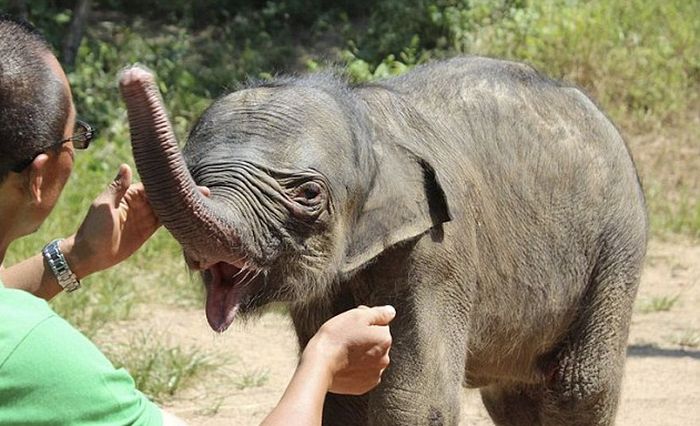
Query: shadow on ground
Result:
<box><xmin>627</xmin><ymin>344</ymin><xmax>700</xmax><ymax>360</ymax></box>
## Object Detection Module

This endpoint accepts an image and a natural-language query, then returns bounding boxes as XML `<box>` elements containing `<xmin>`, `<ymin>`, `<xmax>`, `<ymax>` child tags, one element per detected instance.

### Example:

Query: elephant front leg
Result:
<box><xmin>323</xmin><ymin>393</ymin><xmax>369</xmax><ymax>426</ymax></box>
<box><xmin>366</xmin><ymin>296</ymin><xmax>469</xmax><ymax>426</ymax></box>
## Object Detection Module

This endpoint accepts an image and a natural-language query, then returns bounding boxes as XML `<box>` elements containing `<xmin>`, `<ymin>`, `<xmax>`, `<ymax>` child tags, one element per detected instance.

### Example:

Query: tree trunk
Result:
<box><xmin>61</xmin><ymin>0</ymin><xmax>91</xmax><ymax>70</ymax></box>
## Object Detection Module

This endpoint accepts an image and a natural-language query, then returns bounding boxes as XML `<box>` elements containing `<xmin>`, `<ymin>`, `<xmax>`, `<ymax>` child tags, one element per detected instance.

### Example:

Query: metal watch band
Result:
<box><xmin>42</xmin><ymin>239</ymin><xmax>81</xmax><ymax>292</ymax></box>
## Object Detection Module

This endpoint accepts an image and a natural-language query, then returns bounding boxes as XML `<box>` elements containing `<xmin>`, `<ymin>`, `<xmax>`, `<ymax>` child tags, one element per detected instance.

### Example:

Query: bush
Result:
<box><xmin>345</xmin><ymin>0</ymin><xmax>699</xmax><ymax>127</ymax></box>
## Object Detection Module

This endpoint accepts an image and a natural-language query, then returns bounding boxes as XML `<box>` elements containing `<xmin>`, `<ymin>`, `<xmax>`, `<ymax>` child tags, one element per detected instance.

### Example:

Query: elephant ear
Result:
<box><xmin>341</xmin><ymin>145</ymin><xmax>452</xmax><ymax>274</ymax></box>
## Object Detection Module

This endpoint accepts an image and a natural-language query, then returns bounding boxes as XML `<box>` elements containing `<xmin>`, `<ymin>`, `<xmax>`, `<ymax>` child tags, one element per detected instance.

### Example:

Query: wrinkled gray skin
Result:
<box><xmin>119</xmin><ymin>56</ymin><xmax>647</xmax><ymax>426</ymax></box>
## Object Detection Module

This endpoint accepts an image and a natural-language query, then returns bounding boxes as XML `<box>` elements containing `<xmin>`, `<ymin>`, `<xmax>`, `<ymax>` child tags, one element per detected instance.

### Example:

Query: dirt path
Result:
<box><xmin>145</xmin><ymin>239</ymin><xmax>699</xmax><ymax>425</ymax></box>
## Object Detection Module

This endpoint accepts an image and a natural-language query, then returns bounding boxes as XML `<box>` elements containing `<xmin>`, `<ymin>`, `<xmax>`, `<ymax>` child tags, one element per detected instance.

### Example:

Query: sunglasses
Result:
<box><xmin>10</xmin><ymin>119</ymin><xmax>96</xmax><ymax>173</ymax></box>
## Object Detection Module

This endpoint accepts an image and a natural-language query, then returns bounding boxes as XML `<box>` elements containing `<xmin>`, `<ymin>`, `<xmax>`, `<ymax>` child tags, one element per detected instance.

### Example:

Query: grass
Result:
<box><xmin>637</xmin><ymin>295</ymin><xmax>680</xmax><ymax>314</ymax></box>
<box><xmin>196</xmin><ymin>397</ymin><xmax>225</xmax><ymax>417</ymax></box>
<box><xmin>631</xmin><ymin>115</ymin><xmax>700</xmax><ymax>240</ymax></box>
<box><xmin>648</xmin><ymin>187</ymin><xmax>700</xmax><ymax>239</ymax></box>
<box><xmin>668</xmin><ymin>329</ymin><xmax>700</xmax><ymax>350</ymax></box>
<box><xmin>104</xmin><ymin>331</ymin><xmax>219</xmax><ymax>403</ymax></box>
<box><xmin>234</xmin><ymin>368</ymin><xmax>271</xmax><ymax>390</ymax></box>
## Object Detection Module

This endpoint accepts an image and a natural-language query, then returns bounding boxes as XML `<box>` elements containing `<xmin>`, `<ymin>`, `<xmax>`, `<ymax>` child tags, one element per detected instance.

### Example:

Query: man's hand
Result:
<box><xmin>304</xmin><ymin>305</ymin><xmax>396</xmax><ymax>395</ymax></box>
<box><xmin>64</xmin><ymin>164</ymin><xmax>159</xmax><ymax>278</ymax></box>
<box><xmin>262</xmin><ymin>305</ymin><xmax>395</xmax><ymax>426</ymax></box>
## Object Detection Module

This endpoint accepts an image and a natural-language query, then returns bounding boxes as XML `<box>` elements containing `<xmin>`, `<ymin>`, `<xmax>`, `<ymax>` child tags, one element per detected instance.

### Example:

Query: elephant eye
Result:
<box><xmin>287</xmin><ymin>180</ymin><xmax>329</xmax><ymax>221</ymax></box>
<box><xmin>297</xmin><ymin>181</ymin><xmax>322</xmax><ymax>201</ymax></box>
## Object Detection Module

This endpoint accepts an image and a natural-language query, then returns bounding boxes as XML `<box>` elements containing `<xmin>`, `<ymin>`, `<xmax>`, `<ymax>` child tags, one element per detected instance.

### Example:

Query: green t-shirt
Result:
<box><xmin>0</xmin><ymin>280</ymin><xmax>162</xmax><ymax>425</ymax></box>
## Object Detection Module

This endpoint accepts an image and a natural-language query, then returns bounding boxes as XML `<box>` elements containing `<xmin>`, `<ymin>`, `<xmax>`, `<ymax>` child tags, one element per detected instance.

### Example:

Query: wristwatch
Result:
<box><xmin>42</xmin><ymin>239</ymin><xmax>81</xmax><ymax>292</ymax></box>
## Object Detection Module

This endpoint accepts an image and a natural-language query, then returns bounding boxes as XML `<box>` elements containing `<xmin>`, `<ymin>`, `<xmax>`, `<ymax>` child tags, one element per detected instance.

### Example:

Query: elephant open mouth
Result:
<box><xmin>203</xmin><ymin>261</ymin><xmax>260</xmax><ymax>332</ymax></box>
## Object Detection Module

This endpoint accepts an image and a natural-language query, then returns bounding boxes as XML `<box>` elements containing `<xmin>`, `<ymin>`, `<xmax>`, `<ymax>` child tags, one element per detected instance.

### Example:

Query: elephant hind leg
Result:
<box><xmin>482</xmin><ymin>236</ymin><xmax>644</xmax><ymax>426</ymax></box>
<box><xmin>540</xmin><ymin>238</ymin><xmax>644</xmax><ymax>425</ymax></box>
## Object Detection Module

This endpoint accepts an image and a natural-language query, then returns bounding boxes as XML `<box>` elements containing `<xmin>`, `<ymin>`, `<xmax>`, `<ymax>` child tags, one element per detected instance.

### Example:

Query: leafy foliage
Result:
<box><xmin>5</xmin><ymin>0</ymin><xmax>697</xmax><ymax>126</ymax></box>
<box><xmin>344</xmin><ymin>0</ymin><xmax>699</xmax><ymax>126</ymax></box>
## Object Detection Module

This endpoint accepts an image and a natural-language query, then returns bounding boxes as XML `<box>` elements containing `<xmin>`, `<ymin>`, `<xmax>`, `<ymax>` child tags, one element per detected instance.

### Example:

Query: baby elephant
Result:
<box><xmin>120</xmin><ymin>56</ymin><xmax>647</xmax><ymax>425</ymax></box>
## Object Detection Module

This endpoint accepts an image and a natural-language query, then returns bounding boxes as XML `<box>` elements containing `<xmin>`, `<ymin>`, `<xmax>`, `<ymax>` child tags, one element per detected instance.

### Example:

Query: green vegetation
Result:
<box><xmin>103</xmin><ymin>331</ymin><xmax>218</xmax><ymax>403</ymax></box>
<box><xmin>1</xmin><ymin>0</ymin><xmax>697</xmax><ymax>399</ymax></box>
<box><xmin>637</xmin><ymin>294</ymin><xmax>680</xmax><ymax>314</ymax></box>
<box><xmin>234</xmin><ymin>368</ymin><xmax>271</xmax><ymax>390</ymax></box>
<box><xmin>669</xmin><ymin>329</ymin><xmax>700</xmax><ymax>350</ymax></box>
<box><xmin>342</xmin><ymin>0</ymin><xmax>699</xmax><ymax>124</ymax></box>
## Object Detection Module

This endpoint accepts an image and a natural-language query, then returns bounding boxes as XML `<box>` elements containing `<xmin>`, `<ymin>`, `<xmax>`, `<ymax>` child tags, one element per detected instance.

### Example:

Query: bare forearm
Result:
<box><xmin>261</xmin><ymin>306</ymin><xmax>394</xmax><ymax>425</ymax></box>
<box><xmin>261</xmin><ymin>353</ymin><xmax>332</xmax><ymax>426</ymax></box>
<box><xmin>0</xmin><ymin>252</ymin><xmax>61</xmax><ymax>300</ymax></box>
<box><xmin>0</xmin><ymin>236</ymin><xmax>92</xmax><ymax>301</ymax></box>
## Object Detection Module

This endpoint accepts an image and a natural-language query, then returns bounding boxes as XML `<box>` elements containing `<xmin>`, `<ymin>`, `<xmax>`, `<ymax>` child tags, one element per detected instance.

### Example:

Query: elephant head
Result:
<box><xmin>119</xmin><ymin>66</ymin><xmax>450</xmax><ymax>332</ymax></box>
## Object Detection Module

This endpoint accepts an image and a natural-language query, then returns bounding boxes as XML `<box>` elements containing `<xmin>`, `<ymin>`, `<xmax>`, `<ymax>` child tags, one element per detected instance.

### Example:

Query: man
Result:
<box><xmin>0</xmin><ymin>15</ymin><xmax>394</xmax><ymax>425</ymax></box>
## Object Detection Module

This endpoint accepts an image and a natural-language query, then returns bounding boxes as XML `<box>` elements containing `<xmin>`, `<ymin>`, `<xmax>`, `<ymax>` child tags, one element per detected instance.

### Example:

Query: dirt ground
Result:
<box><xmin>141</xmin><ymin>238</ymin><xmax>699</xmax><ymax>425</ymax></box>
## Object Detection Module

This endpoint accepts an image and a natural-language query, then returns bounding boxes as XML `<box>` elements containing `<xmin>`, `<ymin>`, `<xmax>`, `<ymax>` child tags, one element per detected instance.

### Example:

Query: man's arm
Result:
<box><xmin>261</xmin><ymin>305</ymin><xmax>395</xmax><ymax>426</ymax></box>
<box><xmin>0</xmin><ymin>164</ymin><xmax>159</xmax><ymax>300</ymax></box>
<box><xmin>0</xmin><ymin>249</ymin><xmax>63</xmax><ymax>300</ymax></box>
<box><xmin>152</xmin><ymin>306</ymin><xmax>394</xmax><ymax>426</ymax></box>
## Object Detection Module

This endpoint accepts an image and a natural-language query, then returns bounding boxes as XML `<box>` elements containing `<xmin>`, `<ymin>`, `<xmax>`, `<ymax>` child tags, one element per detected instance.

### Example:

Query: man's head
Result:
<box><xmin>0</xmin><ymin>15</ymin><xmax>73</xmax><ymax>180</ymax></box>
<box><xmin>0</xmin><ymin>15</ymin><xmax>77</xmax><ymax>240</ymax></box>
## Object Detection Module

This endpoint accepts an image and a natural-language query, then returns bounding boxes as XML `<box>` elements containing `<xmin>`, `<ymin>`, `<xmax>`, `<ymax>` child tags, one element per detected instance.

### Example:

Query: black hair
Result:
<box><xmin>0</xmin><ymin>14</ymin><xmax>71</xmax><ymax>180</ymax></box>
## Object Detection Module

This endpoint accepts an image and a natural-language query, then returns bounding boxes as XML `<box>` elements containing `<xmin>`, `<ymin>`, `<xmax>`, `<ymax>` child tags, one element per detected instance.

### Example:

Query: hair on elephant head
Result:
<box><xmin>119</xmin><ymin>67</ymin><xmax>450</xmax><ymax>332</ymax></box>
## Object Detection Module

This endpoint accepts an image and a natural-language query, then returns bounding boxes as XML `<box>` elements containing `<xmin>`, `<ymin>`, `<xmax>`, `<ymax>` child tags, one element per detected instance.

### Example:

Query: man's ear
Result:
<box><xmin>27</xmin><ymin>153</ymin><xmax>50</xmax><ymax>204</ymax></box>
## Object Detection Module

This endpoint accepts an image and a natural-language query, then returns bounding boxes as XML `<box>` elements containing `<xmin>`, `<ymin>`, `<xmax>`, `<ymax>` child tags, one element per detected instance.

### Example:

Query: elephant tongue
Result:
<box><xmin>205</xmin><ymin>262</ymin><xmax>248</xmax><ymax>332</ymax></box>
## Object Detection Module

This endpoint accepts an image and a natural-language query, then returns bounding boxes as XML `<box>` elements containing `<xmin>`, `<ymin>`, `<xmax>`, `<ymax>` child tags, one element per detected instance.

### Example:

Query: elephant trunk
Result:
<box><xmin>118</xmin><ymin>65</ymin><xmax>239</xmax><ymax>263</ymax></box>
